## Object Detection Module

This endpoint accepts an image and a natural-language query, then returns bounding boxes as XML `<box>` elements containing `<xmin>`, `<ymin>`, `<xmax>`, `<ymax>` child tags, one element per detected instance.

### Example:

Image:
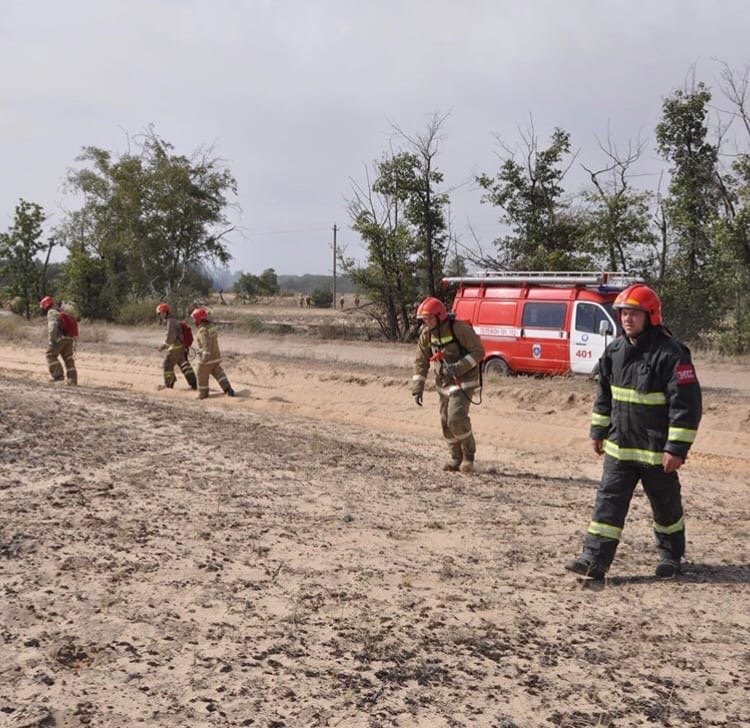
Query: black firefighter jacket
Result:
<box><xmin>590</xmin><ymin>326</ymin><xmax>702</xmax><ymax>466</ymax></box>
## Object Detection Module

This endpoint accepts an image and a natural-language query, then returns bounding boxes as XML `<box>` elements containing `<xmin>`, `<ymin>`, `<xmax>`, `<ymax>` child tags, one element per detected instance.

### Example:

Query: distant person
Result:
<box><xmin>339</xmin><ymin>295</ymin><xmax>345</xmax><ymax>309</ymax></box>
<box><xmin>305</xmin><ymin>294</ymin><xmax>312</xmax><ymax>308</ymax></box>
<box><xmin>411</xmin><ymin>297</ymin><xmax>484</xmax><ymax>473</ymax></box>
<box><xmin>566</xmin><ymin>284</ymin><xmax>702</xmax><ymax>580</ymax></box>
<box><xmin>354</xmin><ymin>294</ymin><xmax>360</xmax><ymax>308</ymax></box>
<box><xmin>191</xmin><ymin>308</ymin><xmax>235</xmax><ymax>399</ymax></box>
<box><xmin>298</xmin><ymin>292</ymin><xmax>305</xmax><ymax>308</ymax></box>
<box><xmin>40</xmin><ymin>296</ymin><xmax>77</xmax><ymax>385</ymax></box>
<box><xmin>155</xmin><ymin>303</ymin><xmax>197</xmax><ymax>390</ymax></box>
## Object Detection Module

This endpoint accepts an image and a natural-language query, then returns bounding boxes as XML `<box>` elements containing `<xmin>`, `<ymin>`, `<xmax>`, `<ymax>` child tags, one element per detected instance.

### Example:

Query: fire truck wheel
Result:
<box><xmin>484</xmin><ymin>357</ymin><xmax>512</xmax><ymax>378</ymax></box>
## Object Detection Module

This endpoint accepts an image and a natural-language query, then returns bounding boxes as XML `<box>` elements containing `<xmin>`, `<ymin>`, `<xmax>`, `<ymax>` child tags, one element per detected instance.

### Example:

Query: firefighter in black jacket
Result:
<box><xmin>566</xmin><ymin>283</ymin><xmax>702</xmax><ymax>580</ymax></box>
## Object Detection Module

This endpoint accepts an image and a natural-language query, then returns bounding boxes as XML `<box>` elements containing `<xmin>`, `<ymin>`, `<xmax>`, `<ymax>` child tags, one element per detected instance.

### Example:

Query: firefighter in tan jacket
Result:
<box><xmin>40</xmin><ymin>296</ymin><xmax>77</xmax><ymax>385</ymax></box>
<box><xmin>156</xmin><ymin>303</ymin><xmax>197</xmax><ymax>390</ymax></box>
<box><xmin>412</xmin><ymin>297</ymin><xmax>485</xmax><ymax>473</ymax></box>
<box><xmin>191</xmin><ymin>308</ymin><xmax>235</xmax><ymax>399</ymax></box>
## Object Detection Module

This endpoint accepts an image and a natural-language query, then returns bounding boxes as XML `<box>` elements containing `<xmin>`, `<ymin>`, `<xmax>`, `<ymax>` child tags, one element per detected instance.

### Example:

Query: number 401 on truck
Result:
<box><xmin>444</xmin><ymin>271</ymin><xmax>643</xmax><ymax>377</ymax></box>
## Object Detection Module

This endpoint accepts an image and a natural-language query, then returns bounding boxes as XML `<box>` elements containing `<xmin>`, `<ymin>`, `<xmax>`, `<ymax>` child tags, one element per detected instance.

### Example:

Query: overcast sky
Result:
<box><xmin>3</xmin><ymin>0</ymin><xmax>750</xmax><ymax>275</ymax></box>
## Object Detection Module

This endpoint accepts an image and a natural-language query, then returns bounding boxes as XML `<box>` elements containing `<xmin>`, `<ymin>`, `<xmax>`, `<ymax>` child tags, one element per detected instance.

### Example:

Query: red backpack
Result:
<box><xmin>58</xmin><ymin>311</ymin><xmax>79</xmax><ymax>338</ymax></box>
<box><xmin>180</xmin><ymin>321</ymin><xmax>193</xmax><ymax>349</ymax></box>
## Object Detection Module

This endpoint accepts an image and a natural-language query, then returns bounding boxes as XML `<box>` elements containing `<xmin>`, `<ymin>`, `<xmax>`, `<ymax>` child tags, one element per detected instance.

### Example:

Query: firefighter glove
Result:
<box><xmin>413</xmin><ymin>392</ymin><xmax>423</xmax><ymax>407</ymax></box>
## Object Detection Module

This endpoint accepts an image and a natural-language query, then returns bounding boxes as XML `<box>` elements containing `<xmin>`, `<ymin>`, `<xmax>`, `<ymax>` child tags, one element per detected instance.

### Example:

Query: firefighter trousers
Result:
<box><xmin>583</xmin><ymin>454</ymin><xmax>685</xmax><ymax>569</ymax></box>
<box><xmin>197</xmin><ymin>362</ymin><xmax>232</xmax><ymax>399</ymax></box>
<box><xmin>438</xmin><ymin>389</ymin><xmax>476</xmax><ymax>463</ymax></box>
<box><xmin>163</xmin><ymin>348</ymin><xmax>197</xmax><ymax>389</ymax></box>
<box><xmin>46</xmin><ymin>339</ymin><xmax>77</xmax><ymax>385</ymax></box>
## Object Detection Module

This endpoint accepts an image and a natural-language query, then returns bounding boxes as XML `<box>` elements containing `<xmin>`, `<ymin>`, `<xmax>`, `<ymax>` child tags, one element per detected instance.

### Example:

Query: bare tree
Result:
<box><xmin>581</xmin><ymin>128</ymin><xmax>654</xmax><ymax>272</ymax></box>
<box><xmin>388</xmin><ymin>112</ymin><xmax>451</xmax><ymax>296</ymax></box>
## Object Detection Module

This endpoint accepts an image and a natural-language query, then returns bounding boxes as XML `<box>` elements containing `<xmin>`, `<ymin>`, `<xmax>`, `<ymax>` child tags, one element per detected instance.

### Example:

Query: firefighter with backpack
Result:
<box><xmin>411</xmin><ymin>297</ymin><xmax>485</xmax><ymax>473</ymax></box>
<box><xmin>190</xmin><ymin>307</ymin><xmax>235</xmax><ymax>399</ymax></box>
<box><xmin>155</xmin><ymin>303</ymin><xmax>197</xmax><ymax>390</ymax></box>
<box><xmin>40</xmin><ymin>296</ymin><xmax>78</xmax><ymax>386</ymax></box>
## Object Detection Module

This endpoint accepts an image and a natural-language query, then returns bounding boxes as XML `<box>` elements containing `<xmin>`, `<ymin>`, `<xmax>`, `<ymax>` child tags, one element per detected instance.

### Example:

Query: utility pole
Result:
<box><xmin>332</xmin><ymin>223</ymin><xmax>337</xmax><ymax>309</ymax></box>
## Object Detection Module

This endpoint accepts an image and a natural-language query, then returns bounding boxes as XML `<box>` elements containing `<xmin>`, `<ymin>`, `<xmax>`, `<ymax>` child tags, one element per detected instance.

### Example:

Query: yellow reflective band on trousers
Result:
<box><xmin>603</xmin><ymin>439</ymin><xmax>663</xmax><ymax>465</ymax></box>
<box><xmin>611</xmin><ymin>385</ymin><xmax>667</xmax><ymax>405</ymax></box>
<box><xmin>668</xmin><ymin>426</ymin><xmax>697</xmax><ymax>443</ymax></box>
<box><xmin>588</xmin><ymin>521</ymin><xmax>622</xmax><ymax>540</ymax></box>
<box><xmin>591</xmin><ymin>412</ymin><xmax>611</xmax><ymax>427</ymax></box>
<box><xmin>653</xmin><ymin>516</ymin><xmax>685</xmax><ymax>534</ymax></box>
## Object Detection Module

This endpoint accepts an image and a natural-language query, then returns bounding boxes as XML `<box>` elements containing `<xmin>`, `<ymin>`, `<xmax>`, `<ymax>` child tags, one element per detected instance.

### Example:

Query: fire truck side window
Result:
<box><xmin>575</xmin><ymin>303</ymin><xmax>609</xmax><ymax>333</ymax></box>
<box><xmin>522</xmin><ymin>302</ymin><xmax>566</xmax><ymax>329</ymax></box>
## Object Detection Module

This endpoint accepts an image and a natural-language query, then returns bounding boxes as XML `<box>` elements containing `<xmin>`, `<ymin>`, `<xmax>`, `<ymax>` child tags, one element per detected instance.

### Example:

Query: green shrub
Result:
<box><xmin>0</xmin><ymin>313</ymin><xmax>33</xmax><ymax>343</ymax></box>
<box><xmin>234</xmin><ymin>315</ymin><xmax>266</xmax><ymax>333</ymax></box>
<box><xmin>8</xmin><ymin>297</ymin><xmax>26</xmax><ymax>316</ymax></box>
<box><xmin>114</xmin><ymin>299</ymin><xmax>161</xmax><ymax>325</ymax></box>
<box><xmin>311</xmin><ymin>288</ymin><xmax>333</xmax><ymax>307</ymax></box>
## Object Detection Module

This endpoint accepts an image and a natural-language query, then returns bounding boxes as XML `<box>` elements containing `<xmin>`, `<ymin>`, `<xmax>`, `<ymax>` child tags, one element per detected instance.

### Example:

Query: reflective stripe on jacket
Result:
<box><xmin>412</xmin><ymin>317</ymin><xmax>485</xmax><ymax>395</ymax></box>
<box><xmin>590</xmin><ymin>326</ymin><xmax>702</xmax><ymax>464</ymax></box>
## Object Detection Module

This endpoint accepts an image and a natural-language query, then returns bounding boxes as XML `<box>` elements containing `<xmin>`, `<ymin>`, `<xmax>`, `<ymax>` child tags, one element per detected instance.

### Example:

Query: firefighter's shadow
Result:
<box><xmin>486</xmin><ymin>467</ymin><xmax>600</xmax><ymax>489</ymax></box>
<box><xmin>603</xmin><ymin>563</ymin><xmax>750</xmax><ymax>586</ymax></box>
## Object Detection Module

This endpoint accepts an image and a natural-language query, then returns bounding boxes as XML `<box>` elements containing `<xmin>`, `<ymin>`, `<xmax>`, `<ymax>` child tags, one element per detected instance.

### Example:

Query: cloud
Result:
<box><xmin>2</xmin><ymin>0</ymin><xmax>750</xmax><ymax>273</ymax></box>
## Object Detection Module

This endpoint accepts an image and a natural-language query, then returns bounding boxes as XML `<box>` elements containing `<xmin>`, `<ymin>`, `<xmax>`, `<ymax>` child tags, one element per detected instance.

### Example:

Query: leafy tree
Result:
<box><xmin>233</xmin><ymin>272</ymin><xmax>261</xmax><ymax>301</ymax></box>
<box><xmin>444</xmin><ymin>250</ymin><xmax>468</xmax><ymax>277</ymax></box>
<box><xmin>655</xmin><ymin>82</ymin><xmax>725</xmax><ymax>335</ymax></box>
<box><xmin>61</xmin><ymin>250</ymin><xmax>110</xmax><ymax>319</ymax></box>
<box><xmin>376</xmin><ymin>113</ymin><xmax>451</xmax><ymax>296</ymax></box>
<box><xmin>233</xmin><ymin>268</ymin><xmax>279</xmax><ymax>302</ymax></box>
<box><xmin>0</xmin><ymin>199</ymin><xmax>53</xmax><ymax>319</ymax></box>
<box><xmin>704</xmin><ymin>62</ymin><xmax>750</xmax><ymax>351</ymax></box>
<box><xmin>342</xmin><ymin>115</ymin><xmax>452</xmax><ymax>340</ymax></box>
<box><xmin>310</xmin><ymin>287</ymin><xmax>333</xmax><ymax>307</ymax></box>
<box><xmin>60</xmin><ymin>128</ymin><xmax>237</xmax><ymax>318</ymax></box>
<box><xmin>477</xmin><ymin>126</ymin><xmax>589</xmax><ymax>270</ymax></box>
<box><xmin>258</xmin><ymin>268</ymin><xmax>279</xmax><ymax>295</ymax></box>
<box><xmin>343</xmin><ymin>162</ymin><xmax>419</xmax><ymax>340</ymax></box>
<box><xmin>655</xmin><ymin>83</ymin><xmax>722</xmax><ymax>277</ymax></box>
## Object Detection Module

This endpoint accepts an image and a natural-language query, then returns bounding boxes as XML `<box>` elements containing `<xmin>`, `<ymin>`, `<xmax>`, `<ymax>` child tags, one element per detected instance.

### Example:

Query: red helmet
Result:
<box><xmin>614</xmin><ymin>284</ymin><xmax>662</xmax><ymax>326</ymax></box>
<box><xmin>39</xmin><ymin>296</ymin><xmax>55</xmax><ymax>311</ymax></box>
<box><xmin>156</xmin><ymin>302</ymin><xmax>171</xmax><ymax>316</ymax></box>
<box><xmin>191</xmin><ymin>307</ymin><xmax>208</xmax><ymax>325</ymax></box>
<box><xmin>416</xmin><ymin>297</ymin><xmax>448</xmax><ymax>321</ymax></box>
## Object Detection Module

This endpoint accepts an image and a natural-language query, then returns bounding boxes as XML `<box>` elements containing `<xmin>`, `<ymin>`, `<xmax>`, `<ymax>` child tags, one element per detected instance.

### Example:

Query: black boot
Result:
<box><xmin>565</xmin><ymin>556</ymin><xmax>606</xmax><ymax>580</ymax></box>
<box><xmin>655</xmin><ymin>558</ymin><xmax>681</xmax><ymax>578</ymax></box>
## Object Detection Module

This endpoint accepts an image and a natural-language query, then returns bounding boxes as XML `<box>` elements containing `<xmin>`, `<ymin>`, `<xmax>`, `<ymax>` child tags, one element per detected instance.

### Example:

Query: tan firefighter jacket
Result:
<box><xmin>46</xmin><ymin>309</ymin><xmax>70</xmax><ymax>346</ymax></box>
<box><xmin>161</xmin><ymin>315</ymin><xmax>185</xmax><ymax>352</ymax></box>
<box><xmin>195</xmin><ymin>322</ymin><xmax>222</xmax><ymax>366</ymax></box>
<box><xmin>47</xmin><ymin>308</ymin><xmax>62</xmax><ymax>345</ymax></box>
<box><xmin>412</xmin><ymin>317</ymin><xmax>485</xmax><ymax>397</ymax></box>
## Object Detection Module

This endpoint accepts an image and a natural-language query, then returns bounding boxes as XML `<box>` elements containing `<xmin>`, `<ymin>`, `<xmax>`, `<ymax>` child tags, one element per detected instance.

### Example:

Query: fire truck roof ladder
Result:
<box><xmin>442</xmin><ymin>271</ymin><xmax>641</xmax><ymax>288</ymax></box>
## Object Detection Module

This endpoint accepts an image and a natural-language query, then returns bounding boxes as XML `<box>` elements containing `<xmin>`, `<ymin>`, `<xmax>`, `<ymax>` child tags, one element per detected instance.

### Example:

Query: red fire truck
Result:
<box><xmin>444</xmin><ymin>271</ymin><xmax>642</xmax><ymax>376</ymax></box>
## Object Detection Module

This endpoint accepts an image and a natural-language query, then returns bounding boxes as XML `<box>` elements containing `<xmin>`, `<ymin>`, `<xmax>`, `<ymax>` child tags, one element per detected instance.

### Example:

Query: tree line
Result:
<box><xmin>344</xmin><ymin>63</ymin><xmax>750</xmax><ymax>350</ymax></box>
<box><xmin>3</xmin><ymin>64</ymin><xmax>750</xmax><ymax>349</ymax></box>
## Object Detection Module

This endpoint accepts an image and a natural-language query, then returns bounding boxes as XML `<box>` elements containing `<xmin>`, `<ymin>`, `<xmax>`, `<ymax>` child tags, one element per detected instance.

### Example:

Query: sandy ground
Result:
<box><xmin>1</xmin><ymin>311</ymin><xmax>749</xmax><ymax>727</ymax></box>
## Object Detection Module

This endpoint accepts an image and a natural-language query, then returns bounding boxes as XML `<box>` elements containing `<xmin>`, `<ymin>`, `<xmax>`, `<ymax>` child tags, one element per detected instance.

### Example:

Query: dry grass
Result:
<box><xmin>0</xmin><ymin>313</ymin><xmax>37</xmax><ymax>343</ymax></box>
